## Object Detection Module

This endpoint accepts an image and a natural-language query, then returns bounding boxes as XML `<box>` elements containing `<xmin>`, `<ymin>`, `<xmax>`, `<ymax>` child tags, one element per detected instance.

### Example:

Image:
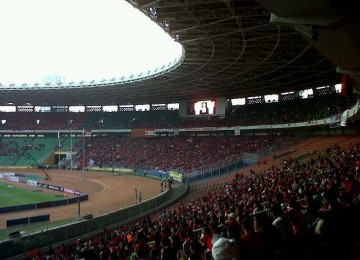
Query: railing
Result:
<box><xmin>0</xmin><ymin>183</ymin><xmax>188</xmax><ymax>260</ymax></box>
<box><xmin>185</xmin><ymin>158</ymin><xmax>255</xmax><ymax>183</ymax></box>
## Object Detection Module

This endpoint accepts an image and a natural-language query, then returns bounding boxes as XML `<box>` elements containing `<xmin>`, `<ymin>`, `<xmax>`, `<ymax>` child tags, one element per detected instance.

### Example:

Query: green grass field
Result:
<box><xmin>0</xmin><ymin>184</ymin><xmax>65</xmax><ymax>207</ymax></box>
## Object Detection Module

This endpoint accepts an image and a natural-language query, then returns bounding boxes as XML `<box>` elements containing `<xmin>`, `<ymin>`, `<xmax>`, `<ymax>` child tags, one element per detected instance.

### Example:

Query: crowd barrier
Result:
<box><xmin>134</xmin><ymin>158</ymin><xmax>252</xmax><ymax>184</ymax></box>
<box><xmin>0</xmin><ymin>172</ymin><xmax>88</xmax><ymax>214</ymax></box>
<box><xmin>0</xmin><ymin>195</ymin><xmax>88</xmax><ymax>214</ymax></box>
<box><xmin>7</xmin><ymin>215</ymin><xmax>50</xmax><ymax>228</ymax></box>
<box><xmin>185</xmin><ymin>160</ymin><xmax>247</xmax><ymax>183</ymax></box>
<box><xmin>0</xmin><ymin>183</ymin><xmax>188</xmax><ymax>260</ymax></box>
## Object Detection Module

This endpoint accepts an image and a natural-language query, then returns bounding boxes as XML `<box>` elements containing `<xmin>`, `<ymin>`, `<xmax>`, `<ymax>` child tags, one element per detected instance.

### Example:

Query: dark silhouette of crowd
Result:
<box><xmin>0</xmin><ymin>93</ymin><xmax>354</xmax><ymax>131</ymax></box>
<box><xmin>0</xmin><ymin>112</ymin><xmax>86</xmax><ymax>131</ymax></box>
<box><xmin>30</xmin><ymin>140</ymin><xmax>360</xmax><ymax>260</ymax></box>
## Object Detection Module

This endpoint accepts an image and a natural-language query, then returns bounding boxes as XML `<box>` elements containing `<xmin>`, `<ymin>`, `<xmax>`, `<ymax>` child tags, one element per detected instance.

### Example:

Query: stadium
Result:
<box><xmin>0</xmin><ymin>0</ymin><xmax>359</xmax><ymax>259</ymax></box>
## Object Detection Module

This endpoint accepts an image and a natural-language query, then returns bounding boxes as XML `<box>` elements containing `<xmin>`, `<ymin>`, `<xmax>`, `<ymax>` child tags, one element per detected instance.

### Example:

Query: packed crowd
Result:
<box><xmin>225</xmin><ymin>94</ymin><xmax>353</xmax><ymax>127</ymax></box>
<box><xmin>79</xmin><ymin>136</ymin><xmax>298</xmax><ymax>173</ymax></box>
<box><xmin>0</xmin><ymin>112</ymin><xmax>86</xmax><ymax>131</ymax></box>
<box><xmin>31</xmin><ymin>140</ymin><xmax>360</xmax><ymax>259</ymax></box>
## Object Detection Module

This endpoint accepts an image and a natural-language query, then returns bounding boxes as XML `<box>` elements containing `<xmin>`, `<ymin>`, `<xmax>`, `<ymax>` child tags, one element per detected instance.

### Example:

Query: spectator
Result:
<box><xmin>37</xmin><ymin>140</ymin><xmax>360</xmax><ymax>260</ymax></box>
<box><xmin>212</xmin><ymin>237</ymin><xmax>240</xmax><ymax>260</ymax></box>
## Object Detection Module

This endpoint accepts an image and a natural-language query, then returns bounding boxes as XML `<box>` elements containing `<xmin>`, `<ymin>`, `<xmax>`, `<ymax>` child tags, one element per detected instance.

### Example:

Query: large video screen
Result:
<box><xmin>187</xmin><ymin>100</ymin><xmax>216</xmax><ymax>115</ymax></box>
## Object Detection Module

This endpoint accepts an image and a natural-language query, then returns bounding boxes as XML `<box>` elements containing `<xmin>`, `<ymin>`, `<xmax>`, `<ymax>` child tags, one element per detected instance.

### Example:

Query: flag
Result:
<box><xmin>341</xmin><ymin>74</ymin><xmax>354</xmax><ymax>97</ymax></box>
<box><xmin>340</xmin><ymin>109</ymin><xmax>349</xmax><ymax>127</ymax></box>
<box><xmin>88</xmin><ymin>158</ymin><xmax>95</xmax><ymax>167</ymax></box>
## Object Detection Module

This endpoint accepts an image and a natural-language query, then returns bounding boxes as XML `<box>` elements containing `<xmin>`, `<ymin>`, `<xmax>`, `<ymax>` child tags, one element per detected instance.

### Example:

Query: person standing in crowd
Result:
<box><xmin>138</xmin><ymin>192</ymin><xmax>142</xmax><ymax>203</ymax></box>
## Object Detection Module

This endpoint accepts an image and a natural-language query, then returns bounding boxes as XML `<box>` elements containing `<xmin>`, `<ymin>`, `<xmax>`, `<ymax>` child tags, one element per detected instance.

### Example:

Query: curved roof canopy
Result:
<box><xmin>0</xmin><ymin>0</ymin><xmax>348</xmax><ymax>106</ymax></box>
<box><xmin>0</xmin><ymin>0</ymin><xmax>183</xmax><ymax>89</ymax></box>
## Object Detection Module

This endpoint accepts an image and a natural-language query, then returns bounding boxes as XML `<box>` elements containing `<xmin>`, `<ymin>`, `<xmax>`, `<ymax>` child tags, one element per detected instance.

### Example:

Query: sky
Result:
<box><xmin>0</xmin><ymin>0</ymin><xmax>183</xmax><ymax>87</ymax></box>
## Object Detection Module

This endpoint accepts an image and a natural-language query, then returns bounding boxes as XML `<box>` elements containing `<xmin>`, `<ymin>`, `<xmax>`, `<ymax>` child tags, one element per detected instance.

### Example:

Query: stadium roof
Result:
<box><xmin>0</xmin><ymin>0</ymin><xmax>358</xmax><ymax>106</ymax></box>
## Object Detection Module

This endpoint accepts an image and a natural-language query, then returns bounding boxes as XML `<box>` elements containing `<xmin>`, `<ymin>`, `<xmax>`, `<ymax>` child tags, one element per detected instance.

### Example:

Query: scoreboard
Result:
<box><xmin>179</xmin><ymin>97</ymin><xmax>226</xmax><ymax>118</ymax></box>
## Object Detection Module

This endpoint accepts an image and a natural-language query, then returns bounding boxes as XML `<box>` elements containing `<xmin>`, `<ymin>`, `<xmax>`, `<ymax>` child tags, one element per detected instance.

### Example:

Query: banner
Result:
<box><xmin>63</xmin><ymin>187</ymin><xmax>76</xmax><ymax>194</ymax></box>
<box><xmin>169</xmin><ymin>171</ymin><xmax>183</xmax><ymax>182</ymax></box>
<box><xmin>8</xmin><ymin>176</ymin><xmax>19</xmax><ymax>182</ymax></box>
<box><xmin>340</xmin><ymin>109</ymin><xmax>349</xmax><ymax>126</ymax></box>
<box><xmin>66</xmin><ymin>151</ymin><xmax>72</xmax><ymax>160</ymax></box>
<box><xmin>341</xmin><ymin>74</ymin><xmax>353</xmax><ymax>97</ymax></box>
<box><xmin>26</xmin><ymin>180</ymin><xmax>38</xmax><ymax>187</ymax></box>
<box><xmin>305</xmin><ymin>120</ymin><xmax>316</xmax><ymax>126</ymax></box>
<box><xmin>47</xmin><ymin>184</ymin><xmax>62</xmax><ymax>191</ymax></box>
<box><xmin>2</xmin><ymin>173</ymin><xmax>86</xmax><ymax>198</ymax></box>
<box><xmin>37</xmin><ymin>183</ymin><xmax>48</xmax><ymax>189</ymax></box>
<box><xmin>0</xmin><ymin>172</ymin><xmax>16</xmax><ymax>177</ymax></box>
<box><xmin>330</xmin><ymin>113</ymin><xmax>341</xmax><ymax>124</ymax></box>
<box><xmin>131</xmin><ymin>129</ymin><xmax>156</xmax><ymax>137</ymax></box>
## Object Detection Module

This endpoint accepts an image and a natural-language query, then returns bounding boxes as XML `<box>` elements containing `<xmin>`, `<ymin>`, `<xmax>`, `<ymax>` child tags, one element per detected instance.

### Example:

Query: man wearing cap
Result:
<box><xmin>212</xmin><ymin>237</ymin><xmax>240</xmax><ymax>260</ymax></box>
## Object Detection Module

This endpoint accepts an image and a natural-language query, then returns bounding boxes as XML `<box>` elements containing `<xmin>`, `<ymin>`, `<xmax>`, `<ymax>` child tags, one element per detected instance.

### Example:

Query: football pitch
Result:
<box><xmin>0</xmin><ymin>184</ymin><xmax>65</xmax><ymax>207</ymax></box>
